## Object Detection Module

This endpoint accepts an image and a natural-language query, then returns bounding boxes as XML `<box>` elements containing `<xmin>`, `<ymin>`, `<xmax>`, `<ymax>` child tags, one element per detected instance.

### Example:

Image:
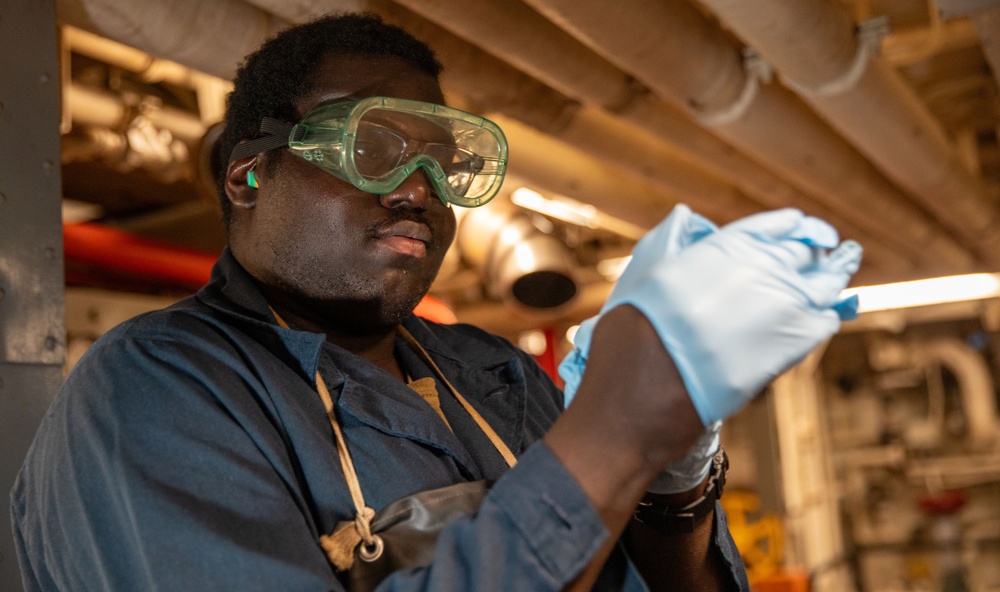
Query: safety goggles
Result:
<box><xmin>229</xmin><ymin>96</ymin><xmax>508</xmax><ymax>208</ymax></box>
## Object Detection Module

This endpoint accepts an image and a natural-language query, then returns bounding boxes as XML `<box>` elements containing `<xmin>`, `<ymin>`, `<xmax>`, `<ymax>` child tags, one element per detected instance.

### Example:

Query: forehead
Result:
<box><xmin>296</xmin><ymin>53</ymin><xmax>446</xmax><ymax>116</ymax></box>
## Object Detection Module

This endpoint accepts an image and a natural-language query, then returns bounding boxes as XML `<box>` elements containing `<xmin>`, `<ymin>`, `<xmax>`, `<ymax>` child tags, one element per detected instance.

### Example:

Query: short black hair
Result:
<box><xmin>215</xmin><ymin>12</ymin><xmax>443</xmax><ymax>229</ymax></box>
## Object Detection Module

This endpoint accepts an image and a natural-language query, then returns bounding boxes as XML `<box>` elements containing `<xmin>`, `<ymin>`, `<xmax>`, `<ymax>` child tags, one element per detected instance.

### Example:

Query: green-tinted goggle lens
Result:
<box><xmin>235</xmin><ymin>97</ymin><xmax>508</xmax><ymax>208</ymax></box>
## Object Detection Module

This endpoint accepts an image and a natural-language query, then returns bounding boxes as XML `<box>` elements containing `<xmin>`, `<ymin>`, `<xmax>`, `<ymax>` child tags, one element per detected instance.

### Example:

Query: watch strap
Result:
<box><xmin>633</xmin><ymin>446</ymin><xmax>728</xmax><ymax>534</ymax></box>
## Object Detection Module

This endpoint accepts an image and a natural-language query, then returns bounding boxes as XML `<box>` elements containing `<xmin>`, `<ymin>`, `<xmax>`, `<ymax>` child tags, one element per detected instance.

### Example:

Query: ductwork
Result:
<box><xmin>693</xmin><ymin>0</ymin><xmax>1000</xmax><ymax>260</ymax></box>
<box><xmin>521</xmin><ymin>0</ymin><xmax>984</xmax><ymax>269</ymax></box>
<box><xmin>458</xmin><ymin>205</ymin><xmax>578</xmax><ymax>311</ymax></box>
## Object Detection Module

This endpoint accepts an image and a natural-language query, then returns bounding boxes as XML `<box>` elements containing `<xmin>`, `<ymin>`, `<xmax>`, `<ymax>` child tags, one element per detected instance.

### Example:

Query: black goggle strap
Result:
<box><xmin>227</xmin><ymin>118</ymin><xmax>301</xmax><ymax>163</ymax></box>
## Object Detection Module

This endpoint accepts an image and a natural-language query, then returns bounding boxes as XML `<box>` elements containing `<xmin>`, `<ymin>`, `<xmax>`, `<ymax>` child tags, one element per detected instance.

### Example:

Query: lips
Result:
<box><xmin>377</xmin><ymin>219</ymin><xmax>433</xmax><ymax>243</ymax></box>
<box><xmin>375</xmin><ymin>219</ymin><xmax>433</xmax><ymax>257</ymax></box>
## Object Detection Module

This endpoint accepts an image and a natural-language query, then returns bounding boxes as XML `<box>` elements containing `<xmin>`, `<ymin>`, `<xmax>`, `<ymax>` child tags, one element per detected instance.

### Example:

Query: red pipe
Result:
<box><xmin>64</xmin><ymin>223</ymin><xmax>216</xmax><ymax>289</ymax></box>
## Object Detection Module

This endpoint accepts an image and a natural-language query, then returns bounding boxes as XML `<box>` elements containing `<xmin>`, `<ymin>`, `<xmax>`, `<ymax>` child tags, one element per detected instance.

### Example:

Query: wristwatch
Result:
<box><xmin>633</xmin><ymin>446</ymin><xmax>729</xmax><ymax>534</ymax></box>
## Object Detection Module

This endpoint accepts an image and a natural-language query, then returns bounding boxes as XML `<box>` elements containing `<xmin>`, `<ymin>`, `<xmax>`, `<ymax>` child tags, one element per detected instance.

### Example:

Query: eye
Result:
<box><xmin>353</xmin><ymin>123</ymin><xmax>407</xmax><ymax>178</ymax></box>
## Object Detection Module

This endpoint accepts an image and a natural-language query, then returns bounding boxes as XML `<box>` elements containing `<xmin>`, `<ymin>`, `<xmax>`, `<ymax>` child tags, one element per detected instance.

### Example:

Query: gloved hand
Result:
<box><xmin>611</xmin><ymin>208</ymin><xmax>862</xmax><ymax>425</ymax></box>
<box><xmin>560</xmin><ymin>204</ymin><xmax>717</xmax><ymax>404</ymax></box>
<box><xmin>559</xmin><ymin>204</ymin><xmax>719</xmax><ymax>494</ymax></box>
<box><xmin>558</xmin><ymin>207</ymin><xmax>861</xmax><ymax>491</ymax></box>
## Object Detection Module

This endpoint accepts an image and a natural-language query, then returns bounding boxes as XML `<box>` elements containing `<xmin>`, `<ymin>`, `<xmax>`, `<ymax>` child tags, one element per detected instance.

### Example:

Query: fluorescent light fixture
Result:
<box><xmin>511</xmin><ymin>187</ymin><xmax>646</xmax><ymax>240</ymax></box>
<box><xmin>842</xmin><ymin>273</ymin><xmax>1000</xmax><ymax>313</ymax></box>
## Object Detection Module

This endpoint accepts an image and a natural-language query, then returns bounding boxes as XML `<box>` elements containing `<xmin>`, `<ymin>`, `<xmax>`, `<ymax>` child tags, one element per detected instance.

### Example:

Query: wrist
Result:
<box><xmin>645</xmin><ymin>421</ymin><xmax>721</xmax><ymax>494</ymax></box>
<box><xmin>633</xmin><ymin>446</ymin><xmax>728</xmax><ymax>534</ymax></box>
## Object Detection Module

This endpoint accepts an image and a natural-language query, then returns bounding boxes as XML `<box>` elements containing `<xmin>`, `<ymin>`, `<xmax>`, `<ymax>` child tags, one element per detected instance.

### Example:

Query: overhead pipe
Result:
<box><xmin>693</xmin><ymin>0</ymin><xmax>1000</xmax><ymax>261</ymax></box>
<box><xmin>57</xmin><ymin>0</ymin><xmax>288</xmax><ymax>80</ymax></box>
<box><xmin>497</xmin><ymin>118</ymin><xmax>723</xmax><ymax>230</ymax></box>
<box><xmin>378</xmin><ymin>4</ymin><xmax>921</xmax><ymax>272</ymax></box>
<box><xmin>64</xmin><ymin>26</ymin><xmax>233</xmax><ymax>126</ymax></box>
<box><xmin>496</xmin><ymin>117</ymin><xmax>909</xmax><ymax>277</ymax></box>
<box><xmin>880</xmin><ymin>16</ymin><xmax>981</xmax><ymax>66</ymax></box>
<box><xmin>521</xmin><ymin>0</ymin><xmax>982</xmax><ymax>269</ymax></box>
<box><xmin>66</xmin><ymin>83</ymin><xmax>206</xmax><ymax>144</ymax></box>
<box><xmin>458</xmin><ymin>205</ymin><xmax>579</xmax><ymax>311</ymax></box>
<box><xmin>59</xmin><ymin>0</ymin><xmax>925</xmax><ymax>274</ymax></box>
<box><xmin>377</xmin><ymin>8</ymin><xmax>768</xmax><ymax>221</ymax></box>
<box><xmin>877</xmin><ymin>336</ymin><xmax>1000</xmax><ymax>451</ymax></box>
<box><xmin>58</xmin><ymin>0</ymin><xmax>955</xmax><ymax>274</ymax></box>
<box><xmin>386</xmin><ymin>0</ymin><xmax>931</xmax><ymax>271</ymax></box>
<box><xmin>64</xmin><ymin>26</ymin><xmax>208</xmax><ymax>89</ymax></box>
<box><xmin>239</xmin><ymin>0</ymin><xmax>369</xmax><ymax>24</ymax></box>
<box><xmin>58</xmin><ymin>0</ymin><xmax>755</xmax><ymax>231</ymax></box>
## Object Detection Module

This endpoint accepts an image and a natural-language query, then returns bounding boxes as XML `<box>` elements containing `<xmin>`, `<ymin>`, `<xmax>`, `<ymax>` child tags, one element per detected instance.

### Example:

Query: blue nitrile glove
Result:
<box><xmin>559</xmin><ymin>205</ymin><xmax>719</xmax><ymax>494</ymax></box>
<box><xmin>558</xmin><ymin>207</ymin><xmax>861</xmax><ymax>491</ymax></box>
<box><xmin>615</xmin><ymin>208</ymin><xmax>862</xmax><ymax>425</ymax></box>
<box><xmin>559</xmin><ymin>204</ymin><xmax>717</xmax><ymax>404</ymax></box>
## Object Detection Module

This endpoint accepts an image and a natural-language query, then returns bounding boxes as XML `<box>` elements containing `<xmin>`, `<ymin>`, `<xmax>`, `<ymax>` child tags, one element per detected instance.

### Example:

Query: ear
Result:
<box><xmin>225</xmin><ymin>156</ymin><xmax>260</xmax><ymax>210</ymax></box>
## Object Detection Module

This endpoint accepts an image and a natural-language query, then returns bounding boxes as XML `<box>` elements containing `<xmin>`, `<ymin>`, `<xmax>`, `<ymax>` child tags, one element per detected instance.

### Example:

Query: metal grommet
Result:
<box><xmin>358</xmin><ymin>535</ymin><xmax>384</xmax><ymax>562</ymax></box>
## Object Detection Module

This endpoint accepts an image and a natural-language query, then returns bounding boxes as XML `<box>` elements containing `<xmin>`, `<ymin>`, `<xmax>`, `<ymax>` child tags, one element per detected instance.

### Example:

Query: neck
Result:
<box><xmin>265</xmin><ymin>295</ymin><xmax>406</xmax><ymax>381</ymax></box>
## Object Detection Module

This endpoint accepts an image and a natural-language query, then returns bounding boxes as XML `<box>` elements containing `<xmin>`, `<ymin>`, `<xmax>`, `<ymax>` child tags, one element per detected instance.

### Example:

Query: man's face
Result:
<box><xmin>229</xmin><ymin>54</ymin><xmax>457</xmax><ymax>333</ymax></box>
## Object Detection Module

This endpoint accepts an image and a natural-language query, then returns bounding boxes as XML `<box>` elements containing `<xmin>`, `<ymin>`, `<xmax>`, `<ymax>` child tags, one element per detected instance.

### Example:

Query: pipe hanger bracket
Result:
<box><xmin>780</xmin><ymin>16</ymin><xmax>891</xmax><ymax>98</ymax></box>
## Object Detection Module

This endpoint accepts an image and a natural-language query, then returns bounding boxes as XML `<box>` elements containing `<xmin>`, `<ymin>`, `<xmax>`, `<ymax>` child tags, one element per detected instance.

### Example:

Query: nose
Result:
<box><xmin>378</xmin><ymin>171</ymin><xmax>437</xmax><ymax>210</ymax></box>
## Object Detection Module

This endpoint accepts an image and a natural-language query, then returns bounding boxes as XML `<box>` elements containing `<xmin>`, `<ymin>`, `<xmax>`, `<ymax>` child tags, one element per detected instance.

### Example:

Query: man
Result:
<box><xmin>11</xmin><ymin>13</ymin><xmax>860</xmax><ymax>591</ymax></box>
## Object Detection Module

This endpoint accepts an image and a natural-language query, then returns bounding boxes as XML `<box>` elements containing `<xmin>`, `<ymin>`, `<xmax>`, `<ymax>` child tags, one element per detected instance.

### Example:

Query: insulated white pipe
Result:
<box><xmin>388</xmin><ymin>0</ymin><xmax>921</xmax><ymax>271</ymax></box>
<box><xmin>391</xmin><ymin>0</ymin><xmax>636</xmax><ymax>110</ymax></box>
<box><xmin>695</xmin><ymin>0</ymin><xmax>1000</xmax><ymax>262</ymax></box>
<box><xmin>522</xmin><ymin>0</ymin><xmax>982</xmax><ymax>268</ymax></box>
<box><xmin>239</xmin><ymin>0</ymin><xmax>369</xmax><ymax>24</ymax></box>
<box><xmin>880</xmin><ymin>18</ymin><xmax>980</xmax><ymax>66</ymax></box>
<box><xmin>57</xmin><ymin>0</ymin><xmax>288</xmax><ymax>80</ymax></box>
<box><xmin>66</xmin><ymin>83</ymin><xmax>206</xmax><ymax>144</ymax></box>
<box><xmin>909</xmin><ymin>338</ymin><xmax>1000</xmax><ymax>451</ymax></box>
<box><xmin>377</xmin><ymin>9</ymin><xmax>760</xmax><ymax>221</ymax></box>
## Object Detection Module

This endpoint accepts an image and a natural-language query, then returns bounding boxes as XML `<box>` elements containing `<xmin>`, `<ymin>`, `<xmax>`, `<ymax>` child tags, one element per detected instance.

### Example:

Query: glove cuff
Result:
<box><xmin>645</xmin><ymin>421</ymin><xmax>721</xmax><ymax>494</ymax></box>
